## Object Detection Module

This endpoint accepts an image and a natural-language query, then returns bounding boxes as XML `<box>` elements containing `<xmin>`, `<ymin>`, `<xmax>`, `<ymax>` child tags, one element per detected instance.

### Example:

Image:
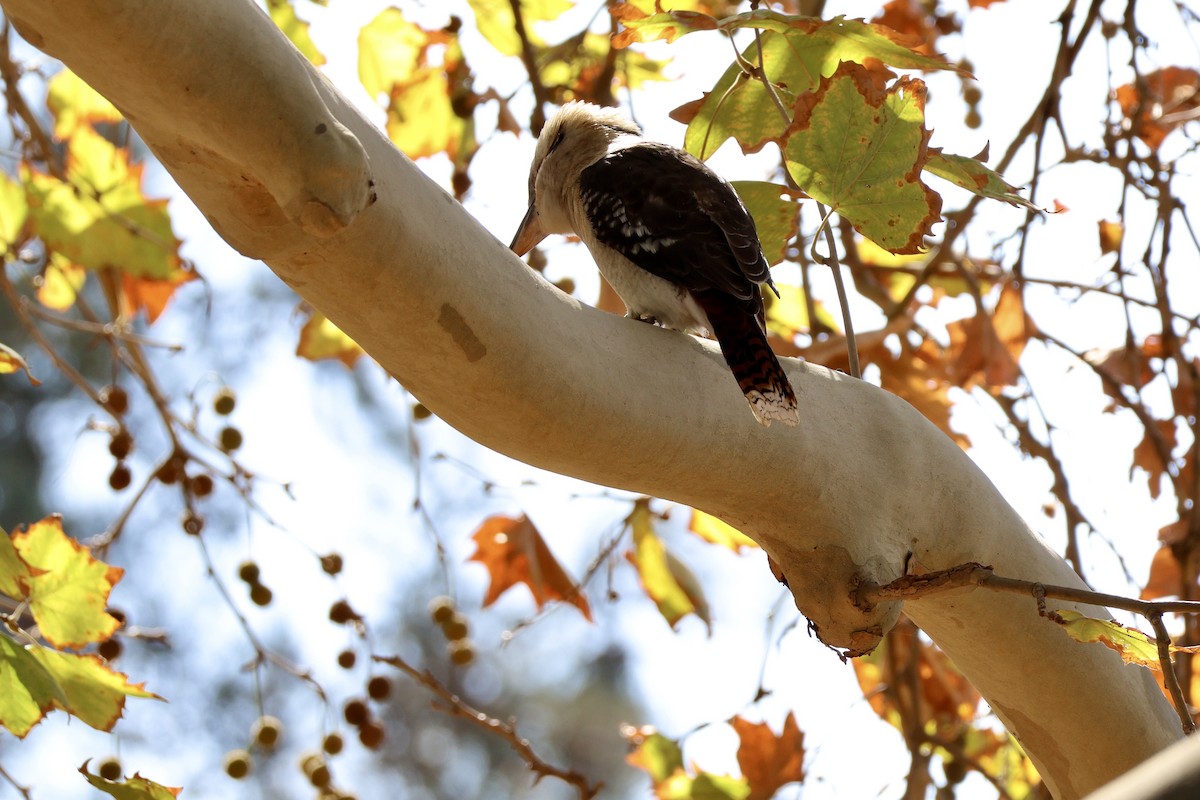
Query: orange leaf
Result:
<box><xmin>1098</xmin><ymin>219</ymin><xmax>1124</xmax><ymax>255</ymax></box>
<box><xmin>1115</xmin><ymin>67</ymin><xmax>1200</xmax><ymax>151</ymax></box>
<box><xmin>946</xmin><ymin>282</ymin><xmax>1033</xmax><ymax>390</ymax></box>
<box><xmin>872</xmin><ymin>0</ymin><xmax>939</xmax><ymax>54</ymax></box>
<box><xmin>731</xmin><ymin>713</ymin><xmax>805</xmax><ymax>800</ymax></box>
<box><xmin>469</xmin><ymin>514</ymin><xmax>592</xmax><ymax>621</ymax></box>
<box><xmin>1131</xmin><ymin>420</ymin><xmax>1177</xmax><ymax>500</ymax></box>
<box><xmin>1141</xmin><ymin>545</ymin><xmax>1182</xmax><ymax>601</ymax></box>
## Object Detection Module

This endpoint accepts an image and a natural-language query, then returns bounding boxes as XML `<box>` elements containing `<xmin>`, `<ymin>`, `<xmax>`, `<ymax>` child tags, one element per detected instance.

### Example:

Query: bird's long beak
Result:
<box><xmin>509</xmin><ymin>204</ymin><xmax>546</xmax><ymax>256</ymax></box>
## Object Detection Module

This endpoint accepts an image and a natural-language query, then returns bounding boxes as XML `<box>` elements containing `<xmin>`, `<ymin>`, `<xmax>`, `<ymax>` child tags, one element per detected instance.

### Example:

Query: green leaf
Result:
<box><xmin>0</xmin><ymin>169</ymin><xmax>28</xmax><ymax>250</ymax></box>
<box><xmin>0</xmin><ymin>635</ymin><xmax>67</xmax><ymax>738</ymax></box>
<box><xmin>730</xmin><ymin>181</ymin><xmax>800</xmax><ymax>267</ymax></box>
<box><xmin>81</xmin><ymin>762</ymin><xmax>181</xmax><ymax>799</ymax></box>
<box><xmin>31</xmin><ymin>647</ymin><xmax>162</xmax><ymax>731</ymax></box>
<box><xmin>1053</xmin><ymin>609</ymin><xmax>1163</xmax><ymax>669</ymax></box>
<box><xmin>616</xmin><ymin>6</ymin><xmax>958</xmax><ymax>159</ymax></box>
<box><xmin>784</xmin><ymin>62</ymin><xmax>941</xmax><ymax>254</ymax></box>
<box><xmin>46</xmin><ymin>68</ymin><xmax>123</xmax><ymax>139</ymax></box>
<box><xmin>628</xmin><ymin>500</ymin><xmax>711</xmax><ymax>632</ymax></box>
<box><xmin>925</xmin><ymin>150</ymin><xmax>1039</xmax><ymax>211</ymax></box>
<box><xmin>12</xmin><ymin>515</ymin><xmax>124</xmax><ymax>649</ymax></box>
<box><xmin>268</xmin><ymin>0</ymin><xmax>325</xmax><ymax>66</ymax></box>
<box><xmin>24</xmin><ymin>126</ymin><xmax>182</xmax><ymax>280</ymax></box>
<box><xmin>626</xmin><ymin>731</ymin><xmax>685</xmax><ymax>783</ymax></box>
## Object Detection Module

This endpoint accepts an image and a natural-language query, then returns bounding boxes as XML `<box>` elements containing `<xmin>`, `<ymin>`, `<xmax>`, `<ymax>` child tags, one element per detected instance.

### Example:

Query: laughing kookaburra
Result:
<box><xmin>509</xmin><ymin>101</ymin><xmax>799</xmax><ymax>427</ymax></box>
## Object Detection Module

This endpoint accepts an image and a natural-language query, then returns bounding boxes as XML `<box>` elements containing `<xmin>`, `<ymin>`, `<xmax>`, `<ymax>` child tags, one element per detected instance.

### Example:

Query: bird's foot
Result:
<box><xmin>626</xmin><ymin>311</ymin><xmax>660</xmax><ymax>326</ymax></box>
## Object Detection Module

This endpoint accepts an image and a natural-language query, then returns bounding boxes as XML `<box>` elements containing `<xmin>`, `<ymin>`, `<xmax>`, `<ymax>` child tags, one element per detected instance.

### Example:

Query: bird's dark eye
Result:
<box><xmin>549</xmin><ymin>128</ymin><xmax>565</xmax><ymax>153</ymax></box>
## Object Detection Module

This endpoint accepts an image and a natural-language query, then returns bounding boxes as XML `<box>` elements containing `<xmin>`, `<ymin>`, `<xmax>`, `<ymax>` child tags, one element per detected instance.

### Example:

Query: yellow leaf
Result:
<box><xmin>358</xmin><ymin>8</ymin><xmax>428</xmax><ymax>100</ymax></box>
<box><xmin>0</xmin><ymin>342</ymin><xmax>40</xmax><ymax>385</ymax></box>
<box><xmin>37</xmin><ymin>252</ymin><xmax>88</xmax><ymax>311</ymax></box>
<box><xmin>468</xmin><ymin>0</ymin><xmax>572</xmax><ymax>56</ymax></box>
<box><xmin>24</xmin><ymin>125</ymin><xmax>186</xmax><ymax>301</ymax></box>
<box><xmin>628</xmin><ymin>499</ymin><xmax>710</xmax><ymax>632</ymax></box>
<box><xmin>689</xmin><ymin>509</ymin><xmax>758</xmax><ymax>551</ymax></box>
<box><xmin>387</xmin><ymin>67</ymin><xmax>464</xmax><ymax>160</ymax></box>
<box><xmin>268</xmin><ymin>0</ymin><xmax>326</xmax><ymax>65</ymax></box>
<box><xmin>0</xmin><ymin>169</ymin><xmax>27</xmax><ymax>249</ymax></box>
<box><xmin>295</xmin><ymin>311</ymin><xmax>364</xmax><ymax>367</ymax></box>
<box><xmin>81</xmin><ymin>763</ymin><xmax>181</xmax><ymax>800</ymax></box>
<box><xmin>30</xmin><ymin>647</ymin><xmax>161</xmax><ymax>731</ymax></box>
<box><xmin>12</xmin><ymin>515</ymin><xmax>124</xmax><ymax>649</ymax></box>
<box><xmin>1053</xmin><ymin>609</ymin><xmax>1162</xmax><ymax>669</ymax></box>
<box><xmin>46</xmin><ymin>68</ymin><xmax>122</xmax><ymax>139</ymax></box>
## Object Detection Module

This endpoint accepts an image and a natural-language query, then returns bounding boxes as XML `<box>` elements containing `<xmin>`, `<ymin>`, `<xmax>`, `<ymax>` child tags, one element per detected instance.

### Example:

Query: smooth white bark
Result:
<box><xmin>2</xmin><ymin>0</ymin><xmax>1180</xmax><ymax>795</ymax></box>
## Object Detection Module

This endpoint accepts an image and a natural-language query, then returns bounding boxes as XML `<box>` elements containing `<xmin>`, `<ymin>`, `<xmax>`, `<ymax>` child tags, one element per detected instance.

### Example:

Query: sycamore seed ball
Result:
<box><xmin>251</xmin><ymin>715</ymin><xmax>283</xmax><ymax>748</ymax></box>
<box><xmin>213</xmin><ymin>386</ymin><xmax>237</xmax><ymax>415</ymax></box>
<box><xmin>98</xmin><ymin>757</ymin><xmax>122</xmax><ymax>781</ymax></box>
<box><xmin>322</xmin><ymin>732</ymin><xmax>345</xmax><ymax>755</ymax></box>
<box><xmin>224</xmin><ymin>749</ymin><xmax>252</xmax><ymax>779</ymax></box>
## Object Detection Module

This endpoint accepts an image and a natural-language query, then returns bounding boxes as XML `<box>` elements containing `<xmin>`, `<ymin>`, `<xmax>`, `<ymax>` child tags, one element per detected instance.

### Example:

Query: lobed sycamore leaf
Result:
<box><xmin>688</xmin><ymin>509</ymin><xmax>758</xmax><ymax>551</ymax></box>
<box><xmin>469</xmin><ymin>514</ymin><xmax>592</xmax><ymax>620</ymax></box>
<box><xmin>730</xmin><ymin>181</ymin><xmax>801</xmax><ymax>267</ymax></box>
<box><xmin>925</xmin><ymin>150</ymin><xmax>1038</xmax><ymax>211</ymax></box>
<box><xmin>12</xmin><ymin>515</ymin><xmax>124</xmax><ymax>649</ymax></box>
<box><xmin>0</xmin><ymin>635</ymin><xmax>68</xmax><ymax>738</ymax></box>
<box><xmin>31</xmin><ymin>647</ymin><xmax>162</xmax><ymax>731</ymax></box>
<box><xmin>81</xmin><ymin>762</ymin><xmax>181</xmax><ymax>800</ymax></box>
<box><xmin>268</xmin><ymin>0</ymin><xmax>326</xmax><ymax>66</ymax></box>
<box><xmin>615</xmin><ymin>5</ymin><xmax>957</xmax><ymax>159</ymax></box>
<box><xmin>732</xmin><ymin>713</ymin><xmax>806</xmax><ymax>800</ymax></box>
<box><xmin>23</xmin><ymin>125</ymin><xmax>191</xmax><ymax>320</ymax></box>
<box><xmin>46</xmin><ymin>68</ymin><xmax>123</xmax><ymax>140</ymax></box>
<box><xmin>0</xmin><ymin>169</ymin><xmax>27</xmax><ymax>249</ymax></box>
<box><xmin>0</xmin><ymin>342</ymin><xmax>40</xmax><ymax>386</ymax></box>
<box><xmin>296</xmin><ymin>310</ymin><xmax>365</xmax><ymax>367</ymax></box>
<box><xmin>784</xmin><ymin>62</ymin><xmax>941</xmax><ymax>255</ymax></box>
<box><xmin>627</xmin><ymin>499</ymin><xmax>711</xmax><ymax>633</ymax></box>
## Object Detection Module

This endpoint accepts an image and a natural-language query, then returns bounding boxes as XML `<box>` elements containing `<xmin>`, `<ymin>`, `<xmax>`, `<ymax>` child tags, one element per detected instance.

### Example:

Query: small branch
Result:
<box><xmin>858</xmin><ymin>563</ymin><xmax>1200</xmax><ymax>734</ymax></box>
<box><xmin>0</xmin><ymin>761</ymin><xmax>31</xmax><ymax>800</ymax></box>
<box><xmin>811</xmin><ymin>203</ymin><xmax>861</xmax><ymax>378</ymax></box>
<box><xmin>1148</xmin><ymin>611</ymin><xmax>1195</xmax><ymax>733</ymax></box>
<box><xmin>509</xmin><ymin>0</ymin><xmax>549</xmax><ymax>133</ymax></box>
<box><xmin>374</xmin><ymin>653</ymin><xmax>603</xmax><ymax>799</ymax></box>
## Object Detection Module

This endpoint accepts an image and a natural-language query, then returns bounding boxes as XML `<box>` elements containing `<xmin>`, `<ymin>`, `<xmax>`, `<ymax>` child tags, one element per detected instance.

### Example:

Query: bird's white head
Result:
<box><xmin>510</xmin><ymin>102</ymin><xmax>641</xmax><ymax>256</ymax></box>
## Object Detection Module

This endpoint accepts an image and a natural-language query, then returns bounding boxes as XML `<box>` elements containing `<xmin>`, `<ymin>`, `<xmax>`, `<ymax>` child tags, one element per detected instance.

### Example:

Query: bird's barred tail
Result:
<box><xmin>696</xmin><ymin>293</ymin><xmax>799</xmax><ymax>427</ymax></box>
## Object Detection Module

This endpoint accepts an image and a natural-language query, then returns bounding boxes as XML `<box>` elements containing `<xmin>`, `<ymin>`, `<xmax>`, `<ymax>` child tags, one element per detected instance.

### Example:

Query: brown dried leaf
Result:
<box><xmin>732</xmin><ymin>713</ymin><xmax>806</xmax><ymax>799</ymax></box>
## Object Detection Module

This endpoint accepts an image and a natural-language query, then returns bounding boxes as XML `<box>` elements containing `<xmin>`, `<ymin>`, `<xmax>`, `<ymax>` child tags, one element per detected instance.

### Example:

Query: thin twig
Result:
<box><xmin>374</xmin><ymin>653</ymin><xmax>603</xmax><ymax>799</ymax></box>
